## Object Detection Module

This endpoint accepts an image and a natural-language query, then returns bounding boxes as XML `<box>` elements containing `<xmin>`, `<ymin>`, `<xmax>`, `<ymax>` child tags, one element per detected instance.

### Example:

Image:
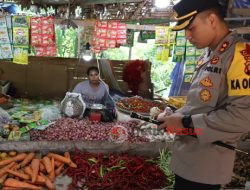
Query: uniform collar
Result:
<box><xmin>213</xmin><ymin>30</ymin><xmax>238</xmax><ymax>55</ymax></box>
<box><xmin>206</xmin><ymin>30</ymin><xmax>238</xmax><ymax>63</ymax></box>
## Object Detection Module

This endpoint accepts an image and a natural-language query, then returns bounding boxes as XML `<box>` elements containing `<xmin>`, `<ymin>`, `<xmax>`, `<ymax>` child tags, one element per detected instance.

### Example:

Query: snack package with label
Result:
<box><xmin>30</xmin><ymin>16</ymin><xmax>56</xmax><ymax>57</ymax></box>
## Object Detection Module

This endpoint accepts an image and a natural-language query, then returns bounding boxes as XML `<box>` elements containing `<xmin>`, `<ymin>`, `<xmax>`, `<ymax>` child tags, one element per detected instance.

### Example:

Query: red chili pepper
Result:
<box><xmin>65</xmin><ymin>151</ymin><xmax>167</xmax><ymax>190</ymax></box>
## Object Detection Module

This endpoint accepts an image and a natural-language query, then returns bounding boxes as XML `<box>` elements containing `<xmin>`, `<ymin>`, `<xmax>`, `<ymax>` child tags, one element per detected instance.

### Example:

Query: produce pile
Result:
<box><xmin>0</xmin><ymin>99</ymin><xmax>61</xmax><ymax>141</ymax></box>
<box><xmin>166</xmin><ymin>96</ymin><xmax>186</xmax><ymax>109</ymax></box>
<box><xmin>116</xmin><ymin>96</ymin><xmax>165</xmax><ymax>115</ymax></box>
<box><xmin>0</xmin><ymin>150</ymin><xmax>173</xmax><ymax>190</ymax></box>
<box><xmin>0</xmin><ymin>151</ymin><xmax>76</xmax><ymax>190</ymax></box>
<box><xmin>66</xmin><ymin>150</ymin><xmax>169</xmax><ymax>190</ymax></box>
<box><xmin>30</xmin><ymin>118</ymin><xmax>148</xmax><ymax>143</ymax></box>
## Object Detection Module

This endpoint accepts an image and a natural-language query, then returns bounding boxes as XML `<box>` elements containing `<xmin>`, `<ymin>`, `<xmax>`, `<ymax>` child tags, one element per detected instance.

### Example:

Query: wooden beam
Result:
<box><xmin>232</xmin><ymin>8</ymin><xmax>250</xmax><ymax>16</ymax></box>
<box><xmin>35</xmin><ymin>0</ymin><xmax>69</xmax><ymax>5</ymax></box>
<box><xmin>126</xmin><ymin>24</ymin><xmax>155</xmax><ymax>31</ymax></box>
<box><xmin>235</xmin><ymin>27</ymin><xmax>250</xmax><ymax>34</ymax></box>
<box><xmin>34</xmin><ymin>0</ymin><xmax>143</xmax><ymax>5</ymax></box>
<box><xmin>226</xmin><ymin>0</ymin><xmax>234</xmax><ymax>17</ymax></box>
<box><xmin>54</xmin><ymin>18</ymin><xmax>250</xmax><ymax>34</ymax></box>
<box><xmin>55</xmin><ymin>18</ymin><xmax>96</xmax><ymax>27</ymax></box>
<box><xmin>130</xmin><ymin>0</ymin><xmax>148</xmax><ymax>20</ymax></box>
<box><xmin>80</xmin><ymin>0</ymin><xmax>143</xmax><ymax>5</ymax></box>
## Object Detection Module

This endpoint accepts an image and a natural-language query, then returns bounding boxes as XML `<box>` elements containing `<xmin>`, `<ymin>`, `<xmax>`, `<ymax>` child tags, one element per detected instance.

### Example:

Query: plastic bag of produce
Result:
<box><xmin>0</xmin><ymin>107</ymin><xmax>11</xmax><ymax>125</ymax></box>
<box><xmin>39</xmin><ymin>105</ymin><xmax>62</xmax><ymax>122</ymax></box>
<box><xmin>61</xmin><ymin>92</ymin><xmax>86</xmax><ymax>119</ymax></box>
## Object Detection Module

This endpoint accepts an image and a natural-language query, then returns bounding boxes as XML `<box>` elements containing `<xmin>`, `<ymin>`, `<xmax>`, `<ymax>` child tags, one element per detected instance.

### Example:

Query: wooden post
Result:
<box><xmin>129</xmin><ymin>46</ymin><xmax>132</xmax><ymax>60</ymax></box>
<box><xmin>227</xmin><ymin>0</ymin><xmax>234</xmax><ymax>18</ymax></box>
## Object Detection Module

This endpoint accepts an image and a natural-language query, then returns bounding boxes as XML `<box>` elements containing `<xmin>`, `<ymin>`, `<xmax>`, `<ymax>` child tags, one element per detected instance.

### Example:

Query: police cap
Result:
<box><xmin>172</xmin><ymin>0</ymin><xmax>221</xmax><ymax>31</ymax></box>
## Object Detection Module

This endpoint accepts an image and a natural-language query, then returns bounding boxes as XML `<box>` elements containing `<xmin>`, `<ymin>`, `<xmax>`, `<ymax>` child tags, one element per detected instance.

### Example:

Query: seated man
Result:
<box><xmin>73</xmin><ymin>66</ymin><xmax>116</xmax><ymax>121</ymax></box>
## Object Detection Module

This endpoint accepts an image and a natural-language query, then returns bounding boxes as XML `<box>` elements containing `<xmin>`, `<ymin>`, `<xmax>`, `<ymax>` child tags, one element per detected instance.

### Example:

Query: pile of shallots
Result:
<box><xmin>30</xmin><ymin>118</ymin><xmax>148</xmax><ymax>143</ymax></box>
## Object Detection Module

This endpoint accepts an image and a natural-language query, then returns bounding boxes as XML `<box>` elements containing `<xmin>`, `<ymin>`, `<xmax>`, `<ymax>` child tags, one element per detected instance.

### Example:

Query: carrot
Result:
<box><xmin>12</xmin><ymin>153</ymin><xmax>27</xmax><ymax>162</ymax></box>
<box><xmin>64</xmin><ymin>152</ymin><xmax>70</xmax><ymax>158</ymax></box>
<box><xmin>54</xmin><ymin>160</ymin><xmax>62</xmax><ymax>168</ymax></box>
<box><xmin>2</xmin><ymin>187</ymin><xmax>24</xmax><ymax>190</ymax></box>
<box><xmin>64</xmin><ymin>152</ymin><xmax>77</xmax><ymax>168</ymax></box>
<box><xmin>20</xmin><ymin>153</ymin><xmax>35</xmax><ymax>167</ymax></box>
<box><xmin>42</xmin><ymin>156</ymin><xmax>52</xmax><ymax>173</ymax></box>
<box><xmin>6</xmin><ymin>169</ymin><xmax>30</xmax><ymax>180</ymax></box>
<box><xmin>10</xmin><ymin>163</ymin><xmax>20</xmax><ymax>171</ymax></box>
<box><xmin>48</xmin><ymin>157</ymin><xmax>55</xmax><ymax>182</ymax></box>
<box><xmin>0</xmin><ymin>174</ymin><xmax>8</xmax><ymax>184</ymax></box>
<box><xmin>9</xmin><ymin>162</ymin><xmax>18</xmax><ymax>169</ymax></box>
<box><xmin>4</xmin><ymin>178</ymin><xmax>42</xmax><ymax>190</ymax></box>
<box><xmin>69</xmin><ymin>161</ymin><xmax>77</xmax><ymax>168</ymax></box>
<box><xmin>40</xmin><ymin>172</ymin><xmax>54</xmax><ymax>190</ymax></box>
<box><xmin>24</xmin><ymin>166</ymin><xmax>32</xmax><ymax>175</ymax></box>
<box><xmin>0</xmin><ymin>159</ymin><xmax>14</xmax><ymax>168</ymax></box>
<box><xmin>31</xmin><ymin>159</ymin><xmax>40</xmax><ymax>183</ymax></box>
<box><xmin>47</xmin><ymin>153</ymin><xmax>71</xmax><ymax>164</ymax></box>
<box><xmin>55</xmin><ymin>163</ymin><xmax>64</xmax><ymax>176</ymax></box>
<box><xmin>0</xmin><ymin>153</ymin><xmax>26</xmax><ymax>167</ymax></box>
<box><xmin>24</xmin><ymin>167</ymin><xmax>45</xmax><ymax>184</ymax></box>
<box><xmin>39</xmin><ymin>162</ymin><xmax>46</xmax><ymax>173</ymax></box>
<box><xmin>0</xmin><ymin>162</ymin><xmax>15</xmax><ymax>177</ymax></box>
<box><xmin>35</xmin><ymin>175</ymin><xmax>46</xmax><ymax>184</ymax></box>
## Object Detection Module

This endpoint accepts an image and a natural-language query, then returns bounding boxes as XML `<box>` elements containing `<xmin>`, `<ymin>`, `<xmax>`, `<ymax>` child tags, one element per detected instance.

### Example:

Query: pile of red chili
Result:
<box><xmin>116</xmin><ymin>97</ymin><xmax>165</xmax><ymax>114</ymax></box>
<box><xmin>65</xmin><ymin>150</ymin><xmax>168</xmax><ymax>190</ymax></box>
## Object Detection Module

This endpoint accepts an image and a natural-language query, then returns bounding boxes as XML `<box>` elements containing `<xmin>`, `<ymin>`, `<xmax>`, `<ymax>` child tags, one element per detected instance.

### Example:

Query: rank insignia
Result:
<box><xmin>200</xmin><ymin>77</ymin><xmax>213</xmax><ymax>87</ymax></box>
<box><xmin>210</xmin><ymin>56</ymin><xmax>219</xmax><ymax>65</ymax></box>
<box><xmin>200</xmin><ymin>89</ymin><xmax>212</xmax><ymax>102</ymax></box>
<box><xmin>219</xmin><ymin>41</ymin><xmax>229</xmax><ymax>53</ymax></box>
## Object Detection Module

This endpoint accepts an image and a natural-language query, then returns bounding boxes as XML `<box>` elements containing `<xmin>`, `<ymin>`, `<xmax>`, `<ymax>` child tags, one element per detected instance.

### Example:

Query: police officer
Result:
<box><xmin>157</xmin><ymin>0</ymin><xmax>250</xmax><ymax>189</ymax></box>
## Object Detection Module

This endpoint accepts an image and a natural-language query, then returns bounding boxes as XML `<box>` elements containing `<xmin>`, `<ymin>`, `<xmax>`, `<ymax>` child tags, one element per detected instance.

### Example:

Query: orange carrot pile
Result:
<box><xmin>0</xmin><ymin>151</ymin><xmax>77</xmax><ymax>190</ymax></box>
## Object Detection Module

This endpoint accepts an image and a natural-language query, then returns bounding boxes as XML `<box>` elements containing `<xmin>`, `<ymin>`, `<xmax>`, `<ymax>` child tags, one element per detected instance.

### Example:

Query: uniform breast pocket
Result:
<box><xmin>195</xmin><ymin>71</ymin><xmax>222</xmax><ymax>107</ymax></box>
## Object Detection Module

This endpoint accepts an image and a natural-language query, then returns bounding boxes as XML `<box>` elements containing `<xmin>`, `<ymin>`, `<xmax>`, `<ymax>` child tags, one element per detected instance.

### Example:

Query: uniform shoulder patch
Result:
<box><xmin>241</xmin><ymin>43</ymin><xmax>250</xmax><ymax>76</ymax></box>
<box><xmin>200</xmin><ymin>89</ymin><xmax>212</xmax><ymax>102</ymax></box>
<box><xmin>227</xmin><ymin>42</ymin><xmax>250</xmax><ymax>96</ymax></box>
<box><xmin>200</xmin><ymin>77</ymin><xmax>213</xmax><ymax>87</ymax></box>
<box><xmin>210</xmin><ymin>56</ymin><xmax>219</xmax><ymax>65</ymax></box>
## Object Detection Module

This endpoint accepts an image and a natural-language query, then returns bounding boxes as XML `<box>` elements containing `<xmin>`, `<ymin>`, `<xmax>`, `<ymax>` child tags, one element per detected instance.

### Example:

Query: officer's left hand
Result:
<box><xmin>157</xmin><ymin>107</ymin><xmax>173</xmax><ymax>122</ymax></box>
<box><xmin>158</xmin><ymin>112</ymin><xmax>184</xmax><ymax>132</ymax></box>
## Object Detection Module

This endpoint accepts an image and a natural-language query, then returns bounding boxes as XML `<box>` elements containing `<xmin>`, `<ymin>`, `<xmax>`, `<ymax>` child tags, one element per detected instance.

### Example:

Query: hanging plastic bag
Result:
<box><xmin>61</xmin><ymin>92</ymin><xmax>86</xmax><ymax>119</ymax></box>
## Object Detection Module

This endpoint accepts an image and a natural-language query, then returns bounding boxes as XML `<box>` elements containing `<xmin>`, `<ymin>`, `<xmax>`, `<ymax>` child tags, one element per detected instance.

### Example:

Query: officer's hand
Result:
<box><xmin>158</xmin><ymin>112</ymin><xmax>184</xmax><ymax>132</ymax></box>
<box><xmin>157</xmin><ymin>107</ymin><xmax>173</xmax><ymax>122</ymax></box>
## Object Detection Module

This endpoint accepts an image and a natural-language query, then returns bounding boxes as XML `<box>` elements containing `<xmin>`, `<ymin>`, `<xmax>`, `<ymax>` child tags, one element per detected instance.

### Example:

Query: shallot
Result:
<box><xmin>30</xmin><ymin>118</ymin><xmax>148</xmax><ymax>143</ymax></box>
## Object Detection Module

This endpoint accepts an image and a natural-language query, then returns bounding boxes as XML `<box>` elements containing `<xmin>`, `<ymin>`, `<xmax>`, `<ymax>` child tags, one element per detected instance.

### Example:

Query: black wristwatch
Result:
<box><xmin>182</xmin><ymin>115</ymin><xmax>193</xmax><ymax>128</ymax></box>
